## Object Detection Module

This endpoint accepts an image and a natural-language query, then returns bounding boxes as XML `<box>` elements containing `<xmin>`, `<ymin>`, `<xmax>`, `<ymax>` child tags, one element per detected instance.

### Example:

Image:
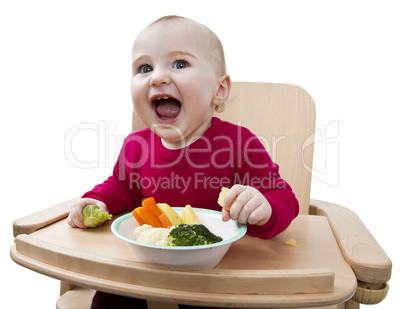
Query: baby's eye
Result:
<box><xmin>173</xmin><ymin>60</ymin><xmax>188</xmax><ymax>69</ymax></box>
<box><xmin>139</xmin><ymin>64</ymin><xmax>153</xmax><ymax>74</ymax></box>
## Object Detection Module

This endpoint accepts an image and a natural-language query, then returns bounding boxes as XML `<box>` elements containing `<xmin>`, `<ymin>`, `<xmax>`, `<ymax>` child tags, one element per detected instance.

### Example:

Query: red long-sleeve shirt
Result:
<box><xmin>83</xmin><ymin>117</ymin><xmax>299</xmax><ymax>239</ymax></box>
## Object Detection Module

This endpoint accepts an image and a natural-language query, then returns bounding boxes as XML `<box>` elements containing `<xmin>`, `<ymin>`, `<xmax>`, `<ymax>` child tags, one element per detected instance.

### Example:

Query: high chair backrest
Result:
<box><xmin>132</xmin><ymin>82</ymin><xmax>316</xmax><ymax>215</ymax></box>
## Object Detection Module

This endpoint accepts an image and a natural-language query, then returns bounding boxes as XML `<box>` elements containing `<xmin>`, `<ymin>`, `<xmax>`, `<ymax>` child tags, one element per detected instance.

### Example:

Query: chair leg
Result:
<box><xmin>56</xmin><ymin>287</ymin><xmax>96</xmax><ymax>309</ymax></box>
<box><xmin>58</xmin><ymin>282</ymin><xmax>179</xmax><ymax>309</ymax></box>
<box><xmin>60</xmin><ymin>281</ymin><xmax>76</xmax><ymax>296</ymax></box>
<box><xmin>345</xmin><ymin>299</ymin><xmax>360</xmax><ymax>309</ymax></box>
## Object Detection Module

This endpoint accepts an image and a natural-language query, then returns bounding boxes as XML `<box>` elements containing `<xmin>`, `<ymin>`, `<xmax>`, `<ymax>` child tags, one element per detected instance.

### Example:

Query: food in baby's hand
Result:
<box><xmin>217</xmin><ymin>187</ymin><xmax>235</xmax><ymax>210</ymax></box>
<box><xmin>133</xmin><ymin>223</ymin><xmax>223</xmax><ymax>247</ymax></box>
<box><xmin>181</xmin><ymin>204</ymin><xmax>201</xmax><ymax>225</ymax></box>
<box><xmin>82</xmin><ymin>205</ymin><xmax>112</xmax><ymax>228</ymax></box>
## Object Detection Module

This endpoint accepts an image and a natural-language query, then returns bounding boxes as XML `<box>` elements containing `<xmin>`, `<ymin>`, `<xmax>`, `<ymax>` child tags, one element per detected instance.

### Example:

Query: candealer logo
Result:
<box><xmin>303</xmin><ymin>120</ymin><xmax>339</xmax><ymax>188</ymax></box>
<box><xmin>64</xmin><ymin>121</ymin><xmax>125</xmax><ymax>169</ymax></box>
<box><xmin>120</xmin><ymin>129</ymin><xmax>271</xmax><ymax>171</ymax></box>
<box><xmin>64</xmin><ymin>120</ymin><xmax>340</xmax><ymax>188</ymax></box>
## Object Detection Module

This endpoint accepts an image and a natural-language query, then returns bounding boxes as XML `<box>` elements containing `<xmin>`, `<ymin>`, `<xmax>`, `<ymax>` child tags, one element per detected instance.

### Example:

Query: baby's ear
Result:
<box><xmin>212</xmin><ymin>75</ymin><xmax>231</xmax><ymax>107</ymax></box>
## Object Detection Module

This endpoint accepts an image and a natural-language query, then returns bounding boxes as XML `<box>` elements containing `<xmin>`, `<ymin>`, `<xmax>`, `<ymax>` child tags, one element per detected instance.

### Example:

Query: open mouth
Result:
<box><xmin>152</xmin><ymin>96</ymin><xmax>182</xmax><ymax>120</ymax></box>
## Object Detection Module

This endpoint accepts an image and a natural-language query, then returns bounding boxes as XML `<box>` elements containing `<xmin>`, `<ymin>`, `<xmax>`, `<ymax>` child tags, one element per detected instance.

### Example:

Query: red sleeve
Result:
<box><xmin>237</xmin><ymin>133</ymin><xmax>299</xmax><ymax>239</ymax></box>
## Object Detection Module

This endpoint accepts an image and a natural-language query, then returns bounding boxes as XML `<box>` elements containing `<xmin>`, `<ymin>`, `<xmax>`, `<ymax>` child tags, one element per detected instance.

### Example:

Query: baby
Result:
<box><xmin>68</xmin><ymin>15</ymin><xmax>299</xmax><ymax>309</ymax></box>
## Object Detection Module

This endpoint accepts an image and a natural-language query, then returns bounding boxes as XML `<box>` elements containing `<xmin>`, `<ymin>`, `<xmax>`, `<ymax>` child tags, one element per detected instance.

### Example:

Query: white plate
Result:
<box><xmin>111</xmin><ymin>208</ymin><xmax>247</xmax><ymax>268</ymax></box>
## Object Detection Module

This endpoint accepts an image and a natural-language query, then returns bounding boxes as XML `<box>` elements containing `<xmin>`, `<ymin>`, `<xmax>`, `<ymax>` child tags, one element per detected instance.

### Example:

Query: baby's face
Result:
<box><xmin>131</xmin><ymin>19</ymin><xmax>224</xmax><ymax>149</ymax></box>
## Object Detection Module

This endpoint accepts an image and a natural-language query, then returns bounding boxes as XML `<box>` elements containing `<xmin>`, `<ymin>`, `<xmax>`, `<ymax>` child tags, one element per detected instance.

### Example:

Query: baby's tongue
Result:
<box><xmin>156</xmin><ymin>99</ymin><xmax>181</xmax><ymax>118</ymax></box>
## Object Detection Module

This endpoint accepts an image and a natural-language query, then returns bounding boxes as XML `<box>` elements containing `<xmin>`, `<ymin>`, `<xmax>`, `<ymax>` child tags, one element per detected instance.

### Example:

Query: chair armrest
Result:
<box><xmin>13</xmin><ymin>197</ymin><xmax>80</xmax><ymax>237</ymax></box>
<box><xmin>309</xmin><ymin>199</ymin><xmax>392</xmax><ymax>284</ymax></box>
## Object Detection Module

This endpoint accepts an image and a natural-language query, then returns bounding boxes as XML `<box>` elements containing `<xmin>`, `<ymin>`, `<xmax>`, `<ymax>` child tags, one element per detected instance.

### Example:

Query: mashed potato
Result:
<box><xmin>133</xmin><ymin>224</ymin><xmax>173</xmax><ymax>246</ymax></box>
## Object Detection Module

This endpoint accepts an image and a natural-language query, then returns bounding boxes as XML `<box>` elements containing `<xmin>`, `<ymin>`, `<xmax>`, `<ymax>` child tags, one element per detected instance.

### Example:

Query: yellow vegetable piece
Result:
<box><xmin>284</xmin><ymin>238</ymin><xmax>297</xmax><ymax>246</ymax></box>
<box><xmin>157</xmin><ymin>203</ymin><xmax>183</xmax><ymax>226</ymax></box>
<box><xmin>181</xmin><ymin>204</ymin><xmax>201</xmax><ymax>225</ymax></box>
<box><xmin>217</xmin><ymin>187</ymin><xmax>235</xmax><ymax>211</ymax></box>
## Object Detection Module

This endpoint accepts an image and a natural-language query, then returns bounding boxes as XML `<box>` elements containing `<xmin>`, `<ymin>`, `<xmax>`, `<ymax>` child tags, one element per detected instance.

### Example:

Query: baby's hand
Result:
<box><xmin>67</xmin><ymin>198</ymin><xmax>107</xmax><ymax>229</ymax></box>
<box><xmin>221</xmin><ymin>185</ymin><xmax>272</xmax><ymax>226</ymax></box>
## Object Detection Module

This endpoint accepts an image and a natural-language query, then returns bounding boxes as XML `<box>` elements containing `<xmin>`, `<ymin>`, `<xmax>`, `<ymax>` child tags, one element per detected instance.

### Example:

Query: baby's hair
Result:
<box><xmin>149</xmin><ymin>16</ymin><xmax>227</xmax><ymax>112</ymax></box>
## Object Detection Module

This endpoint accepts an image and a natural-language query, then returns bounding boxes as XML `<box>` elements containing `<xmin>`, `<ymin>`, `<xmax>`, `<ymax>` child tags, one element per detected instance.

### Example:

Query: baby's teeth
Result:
<box><xmin>154</xmin><ymin>96</ymin><xmax>171</xmax><ymax>102</ymax></box>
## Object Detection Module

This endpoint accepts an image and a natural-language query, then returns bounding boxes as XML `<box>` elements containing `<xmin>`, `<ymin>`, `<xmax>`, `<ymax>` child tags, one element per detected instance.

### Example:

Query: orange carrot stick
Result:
<box><xmin>135</xmin><ymin>207</ymin><xmax>150</xmax><ymax>226</ymax></box>
<box><xmin>142</xmin><ymin>197</ymin><xmax>163</xmax><ymax>217</ymax></box>
<box><xmin>141</xmin><ymin>205</ymin><xmax>162</xmax><ymax>228</ymax></box>
<box><xmin>158</xmin><ymin>213</ymin><xmax>173</xmax><ymax>228</ymax></box>
<box><xmin>132</xmin><ymin>208</ymin><xmax>145</xmax><ymax>225</ymax></box>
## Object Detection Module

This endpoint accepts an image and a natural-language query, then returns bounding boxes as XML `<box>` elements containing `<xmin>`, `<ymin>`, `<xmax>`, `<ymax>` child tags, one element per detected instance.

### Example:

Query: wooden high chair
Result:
<box><xmin>11</xmin><ymin>82</ymin><xmax>391</xmax><ymax>309</ymax></box>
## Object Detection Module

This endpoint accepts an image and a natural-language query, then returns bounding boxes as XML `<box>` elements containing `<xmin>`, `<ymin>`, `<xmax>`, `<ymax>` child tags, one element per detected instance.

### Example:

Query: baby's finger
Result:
<box><xmin>66</xmin><ymin>215</ymin><xmax>75</xmax><ymax>228</ymax></box>
<box><xmin>68</xmin><ymin>201</ymin><xmax>87</xmax><ymax>228</ymax></box>
<box><xmin>229</xmin><ymin>186</ymin><xmax>253</xmax><ymax>220</ymax></box>
<box><xmin>68</xmin><ymin>214</ymin><xmax>86</xmax><ymax>229</ymax></box>
<box><xmin>75</xmin><ymin>215</ymin><xmax>87</xmax><ymax>229</ymax></box>
<box><xmin>247</xmin><ymin>203</ymin><xmax>270</xmax><ymax>225</ymax></box>
<box><xmin>237</xmin><ymin>195</ymin><xmax>260</xmax><ymax>224</ymax></box>
<box><xmin>221</xmin><ymin>208</ymin><xmax>231</xmax><ymax>222</ymax></box>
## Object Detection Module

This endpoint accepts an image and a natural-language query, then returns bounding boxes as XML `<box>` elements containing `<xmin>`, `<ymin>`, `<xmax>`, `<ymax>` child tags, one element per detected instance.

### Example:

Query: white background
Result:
<box><xmin>1</xmin><ymin>1</ymin><xmax>400</xmax><ymax>308</ymax></box>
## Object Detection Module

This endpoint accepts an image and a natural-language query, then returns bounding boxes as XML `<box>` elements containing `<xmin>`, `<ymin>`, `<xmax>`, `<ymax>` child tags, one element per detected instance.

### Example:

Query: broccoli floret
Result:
<box><xmin>168</xmin><ymin>224</ymin><xmax>223</xmax><ymax>246</ymax></box>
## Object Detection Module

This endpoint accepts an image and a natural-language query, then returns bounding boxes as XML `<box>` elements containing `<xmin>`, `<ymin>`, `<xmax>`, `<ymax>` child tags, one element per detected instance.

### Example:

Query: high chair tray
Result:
<box><xmin>11</xmin><ymin>213</ymin><xmax>357</xmax><ymax>308</ymax></box>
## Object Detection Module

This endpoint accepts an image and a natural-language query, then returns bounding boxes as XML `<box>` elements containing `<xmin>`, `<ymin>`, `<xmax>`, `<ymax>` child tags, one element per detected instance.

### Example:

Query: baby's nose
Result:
<box><xmin>149</xmin><ymin>69</ymin><xmax>171</xmax><ymax>87</ymax></box>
